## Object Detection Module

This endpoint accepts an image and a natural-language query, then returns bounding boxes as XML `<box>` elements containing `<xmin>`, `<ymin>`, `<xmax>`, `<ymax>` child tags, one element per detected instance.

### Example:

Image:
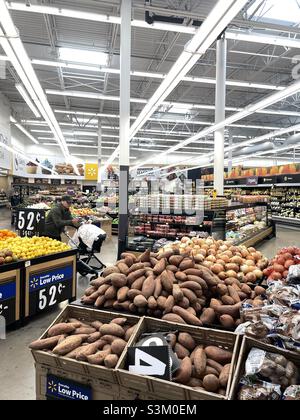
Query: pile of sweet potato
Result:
<box><xmin>29</xmin><ymin>317</ymin><xmax>138</xmax><ymax>367</ymax></box>
<box><xmin>168</xmin><ymin>331</ymin><xmax>233</xmax><ymax>395</ymax></box>
<box><xmin>81</xmin><ymin>249</ymin><xmax>265</xmax><ymax>328</ymax></box>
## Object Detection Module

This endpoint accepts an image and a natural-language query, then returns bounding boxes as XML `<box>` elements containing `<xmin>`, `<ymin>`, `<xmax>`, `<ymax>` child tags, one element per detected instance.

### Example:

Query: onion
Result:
<box><xmin>245</xmin><ymin>272</ymin><xmax>256</xmax><ymax>283</ymax></box>
<box><xmin>206</xmin><ymin>238</ymin><xmax>214</xmax><ymax>246</ymax></box>
<box><xmin>216</xmin><ymin>259</ymin><xmax>226</xmax><ymax>267</ymax></box>
<box><xmin>226</xmin><ymin>263</ymin><xmax>239</xmax><ymax>273</ymax></box>
<box><xmin>231</xmin><ymin>256</ymin><xmax>243</xmax><ymax>266</ymax></box>
<box><xmin>226</xmin><ymin>270</ymin><xmax>237</xmax><ymax>278</ymax></box>
<box><xmin>237</xmin><ymin>272</ymin><xmax>245</xmax><ymax>282</ymax></box>
<box><xmin>206</xmin><ymin>255</ymin><xmax>217</xmax><ymax>263</ymax></box>
<box><xmin>245</xmin><ymin>260</ymin><xmax>255</xmax><ymax>267</ymax></box>
<box><xmin>203</xmin><ymin>260</ymin><xmax>214</xmax><ymax>269</ymax></box>
<box><xmin>198</xmin><ymin>249</ymin><xmax>207</xmax><ymax>257</ymax></box>
<box><xmin>248</xmin><ymin>247</ymin><xmax>256</xmax><ymax>253</ymax></box>
<box><xmin>211</xmin><ymin>264</ymin><xmax>224</xmax><ymax>274</ymax></box>
<box><xmin>218</xmin><ymin>271</ymin><xmax>227</xmax><ymax>280</ymax></box>
<box><xmin>253</xmin><ymin>269</ymin><xmax>263</xmax><ymax>280</ymax></box>
<box><xmin>223</xmin><ymin>250</ymin><xmax>233</xmax><ymax>258</ymax></box>
<box><xmin>241</xmin><ymin>265</ymin><xmax>250</xmax><ymax>274</ymax></box>
<box><xmin>270</xmin><ymin>272</ymin><xmax>282</xmax><ymax>281</ymax></box>
<box><xmin>220</xmin><ymin>255</ymin><xmax>230</xmax><ymax>264</ymax></box>
<box><xmin>208</xmin><ymin>248</ymin><xmax>217</xmax><ymax>256</ymax></box>
<box><xmin>219</xmin><ymin>245</ymin><xmax>228</xmax><ymax>252</ymax></box>
<box><xmin>273</xmin><ymin>263</ymin><xmax>285</xmax><ymax>273</ymax></box>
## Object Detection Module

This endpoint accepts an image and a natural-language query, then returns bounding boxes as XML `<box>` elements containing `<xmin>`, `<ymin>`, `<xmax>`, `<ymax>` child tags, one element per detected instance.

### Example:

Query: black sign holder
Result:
<box><xmin>15</xmin><ymin>208</ymin><xmax>47</xmax><ymax>237</ymax></box>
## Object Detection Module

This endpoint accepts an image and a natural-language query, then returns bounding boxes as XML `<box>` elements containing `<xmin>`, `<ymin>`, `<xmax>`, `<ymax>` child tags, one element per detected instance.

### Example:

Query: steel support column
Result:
<box><xmin>214</xmin><ymin>36</ymin><xmax>227</xmax><ymax>195</ymax></box>
<box><xmin>118</xmin><ymin>0</ymin><xmax>131</xmax><ymax>258</ymax></box>
<box><xmin>97</xmin><ymin>119</ymin><xmax>102</xmax><ymax>192</ymax></box>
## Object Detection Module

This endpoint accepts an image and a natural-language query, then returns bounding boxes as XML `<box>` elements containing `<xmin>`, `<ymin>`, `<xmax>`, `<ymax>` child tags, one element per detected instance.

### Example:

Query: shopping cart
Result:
<box><xmin>65</xmin><ymin>222</ymin><xmax>107</xmax><ymax>277</ymax></box>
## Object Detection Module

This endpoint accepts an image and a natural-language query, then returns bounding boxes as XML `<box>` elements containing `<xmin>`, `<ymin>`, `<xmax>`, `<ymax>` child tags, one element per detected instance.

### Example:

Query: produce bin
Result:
<box><xmin>229</xmin><ymin>336</ymin><xmax>300</xmax><ymax>400</ymax></box>
<box><xmin>24</xmin><ymin>250</ymin><xmax>77</xmax><ymax>318</ymax></box>
<box><xmin>117</xmin><ymin>317</ymin><xmax>241</xmax><ymax>400</ymax></box>
<box><xmin>0</xmin><ymin>261</ymin><xmax>23</xmax><ymax>327</ymax></box>
<box><xmin>31</xmin><ymin>305</ymin><xmax>142</xmax><ymax>386</ymax></box>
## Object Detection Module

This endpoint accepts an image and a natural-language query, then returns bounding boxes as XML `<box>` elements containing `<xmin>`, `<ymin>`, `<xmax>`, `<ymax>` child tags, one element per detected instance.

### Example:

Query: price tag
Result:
<box><xmin>127</xmin><ymin>346</ymin><xmax>171</xmax><ymax>380</ymax></box>
<box><xmin>15</xmin><ymin>208</ymin><xmax>46</xmax><ymax>237</ymax></box>
<box><xmin>25</xmin><ymin>260</ymin><xmax>31</xmax><ymax>268</ymax></box>
<box><xmin>28</xmin><ymin>264</ymin><xmax>73</xmax><ymax>316</ymax></box>
<box><xmin>46</xmin><ymin>375</ymin><xmax>92</xmax><ymax>400</ymax></box>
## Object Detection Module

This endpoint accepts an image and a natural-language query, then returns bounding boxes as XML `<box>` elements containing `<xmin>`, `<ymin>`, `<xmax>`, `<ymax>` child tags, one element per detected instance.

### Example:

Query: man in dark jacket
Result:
<box><xmin>44</xmin><ymin>195</ymin><xmax>79</xmax><ymax>241</ymax></box>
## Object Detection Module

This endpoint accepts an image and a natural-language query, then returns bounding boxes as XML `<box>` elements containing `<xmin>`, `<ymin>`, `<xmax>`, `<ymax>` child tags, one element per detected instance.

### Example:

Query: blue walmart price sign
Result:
<box><xmin>28</xmin><ymin>264</ymin><xmax>74</xmax><ymax>317</ymax></box>
<box><xmin>46</xmin><ymin>375</ymin><xmax>92</xmax><ymax>400</ymax></box>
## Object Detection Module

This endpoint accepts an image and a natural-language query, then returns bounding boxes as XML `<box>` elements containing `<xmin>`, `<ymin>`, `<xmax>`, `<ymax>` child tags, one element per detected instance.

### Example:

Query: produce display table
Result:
<box><xmin>0</xmin><ymin>249</ymin><xmax>77</xmax><ymax>326</ymax></box>
<box><xmin>0</xmin><ymin>261</ymin><xmax>23</xmax><ymax>327</ymax></box>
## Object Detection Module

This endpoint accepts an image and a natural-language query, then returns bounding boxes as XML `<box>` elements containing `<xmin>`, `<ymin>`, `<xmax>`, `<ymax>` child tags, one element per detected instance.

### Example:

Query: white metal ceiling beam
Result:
<box><xmin>226</xmin><ymin>29</ymin><xmax>300</xmax><ymax>49</ymax></box>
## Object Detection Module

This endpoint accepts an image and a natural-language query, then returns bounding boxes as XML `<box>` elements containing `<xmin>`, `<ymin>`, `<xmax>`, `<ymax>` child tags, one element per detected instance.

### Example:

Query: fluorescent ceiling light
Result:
<box><xmin>226</xmin><ymin>29</ymin><xmax>300</xmax><ymax>49</ymax></box>
<box><xmin>15</xmin><ymin>83</ymin><xmax>41</xmax><ymax>118</ymax></box>
<box><xmin>46</xmin><ymin>89</ymin><xmax>147</xmax><ymax>104</ymax></box>
<box><xmin>246</xmin><ymin>0</ymin><xmax>300</xmax><ymax>25</ymax></box>
<box><xmin>10</xmin><ymin>118</ymin><xmax>39</xmax><ymax>144</ymax></box>
<box><xmin>168</xmin><ymin>104</ymin><xmax>194</xmax><ymax>114</ymax></box>
<box><xmin>59</xmin><ymin>47</ymin><xmax>108</xmax><ymax>66</ymax></box>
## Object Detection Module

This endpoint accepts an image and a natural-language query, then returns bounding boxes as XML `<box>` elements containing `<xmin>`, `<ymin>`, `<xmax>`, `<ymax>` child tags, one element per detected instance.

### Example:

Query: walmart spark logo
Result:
<box><xmin>87</xmin><ymin>167</ymin><xmax>96</xmax><ymax>176</ymax></box>
<box><xmin>47</xmin><ymin>380</ymin><xmax>57</xmax><ymax>393</ymax></box>
<box><xmin>30</xmin><ymin>277</ymin><xmax>39</xmax><ymax>289</ymax></box>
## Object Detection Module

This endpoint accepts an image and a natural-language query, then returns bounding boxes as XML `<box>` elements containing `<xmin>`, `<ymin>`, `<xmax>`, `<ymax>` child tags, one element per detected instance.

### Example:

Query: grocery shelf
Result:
<box><xmin>236</xmin><ymin>226</ymin><xmax>274</xmax><ymax>247</ymax></box>
<box><xmin>272</xmin><ymin>215</ymin><xmax>300</xmax><ymax>230</ymax></box>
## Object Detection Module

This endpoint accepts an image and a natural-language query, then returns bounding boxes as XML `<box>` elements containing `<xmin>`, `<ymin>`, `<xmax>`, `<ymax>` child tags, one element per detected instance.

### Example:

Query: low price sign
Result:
<box><xmin>16</xmin><ymin>208</ymin><xmax>46</xmax><ymax>237</ymax></box>
<box><xmin>46</xmin><ymin>375</ymin><xmax>92</xmax><ymax>400</ymax></box>
<box><xmin>0</xmin><ymin>281</ymin><xmax>17</xmax><ymax>326</ymax></box>
<box><xmin>28</xmin><ymin>264</ymin><xmax>73</xmax><ymax>316</ymax></box>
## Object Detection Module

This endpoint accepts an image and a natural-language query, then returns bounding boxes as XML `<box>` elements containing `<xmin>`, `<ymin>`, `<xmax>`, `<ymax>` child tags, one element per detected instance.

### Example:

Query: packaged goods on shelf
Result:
<box><xmin>0</xmin><ymin>190</ymin><xmax>8</xmax><ymax>207</ymax></box>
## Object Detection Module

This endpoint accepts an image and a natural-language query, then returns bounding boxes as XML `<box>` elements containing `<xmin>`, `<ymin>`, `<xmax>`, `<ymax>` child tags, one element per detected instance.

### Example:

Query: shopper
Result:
<box><xmin>44</xmin><ymin>195</ymin><xmax>79</xmax><ymax>241</ymax></box>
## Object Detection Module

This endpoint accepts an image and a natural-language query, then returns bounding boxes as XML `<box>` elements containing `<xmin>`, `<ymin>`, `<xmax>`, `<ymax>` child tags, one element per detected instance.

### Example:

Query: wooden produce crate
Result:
<box><xmin>35</xmin><ymin>363</ymin><xmax>122</xmax><ymax>400</ymax></box>
<box><xmin>31</xmin><ymin>305</ymin><xmax>142</xmax><ymax>386</ymax></box>
<box><xmin>229</xmin><ymin>336</ymin><xmax>300</xmax><ymax>400</ymax></box>
<box><xmin>117</xmin><ymin>317</ymin><xmax>241</xmax><ymax>400</ymax></box>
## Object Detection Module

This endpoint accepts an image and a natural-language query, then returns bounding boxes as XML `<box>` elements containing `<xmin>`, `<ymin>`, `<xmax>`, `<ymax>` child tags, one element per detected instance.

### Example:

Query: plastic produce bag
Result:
<box><xmin>244</xmin><ymin>348</ymin><xmax>298</xmax><ymax>388</ymax></box>
<box><xmin>267</xmin><ymin>283</ymin><xmax>300</xmax><ymax>309</ymax></box>
<box><xmin>238</xmin><ymin>377</ymin><xmax>281</xmax><ymax>400</ymax></box>
<box><xmin>287</xmin><ymin>265</ymin><xmax>300</xmax><ymax>286</ymax></box>
<box><xmin>283</xmin><ymin>385</ymin><xmax>300</xmax><ymax>400</ymax></box>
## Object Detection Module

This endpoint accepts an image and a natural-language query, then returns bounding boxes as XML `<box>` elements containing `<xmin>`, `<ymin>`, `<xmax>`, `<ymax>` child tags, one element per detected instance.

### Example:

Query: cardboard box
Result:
<box><xmin>117</xmin><ymin>317</ymin><xmax>241</xmax><ymax>400</ymax></box>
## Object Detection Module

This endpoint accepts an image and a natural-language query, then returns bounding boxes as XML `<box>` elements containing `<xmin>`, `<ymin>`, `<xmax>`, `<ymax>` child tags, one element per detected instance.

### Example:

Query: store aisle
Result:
<box><xmin>257</xmin><ymin>226</ymin><xmax>298</xmax><ymax>259</ymax></box>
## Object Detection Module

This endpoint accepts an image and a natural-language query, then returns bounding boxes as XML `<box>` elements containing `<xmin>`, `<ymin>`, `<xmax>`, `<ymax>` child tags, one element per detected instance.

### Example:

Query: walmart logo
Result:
<box><xmin>30</xmin><ymin>278</ymin><xmax>39</xmax><ymax>289</ymax></box>
<box><xmin>48</xmin><ymin>380</ymin><xmax>57</xmax><ymax>393</ymax></box>
<box><xmin>87</xmin><ymin>167</ymin><xmax>96</xmax><ymax>176</ymax></box>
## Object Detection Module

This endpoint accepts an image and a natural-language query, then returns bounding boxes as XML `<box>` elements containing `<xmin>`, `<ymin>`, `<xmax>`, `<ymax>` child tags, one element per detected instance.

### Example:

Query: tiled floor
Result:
<box><xmin>0</xmin><ymin>208</ymin><xmax>299</xmax><ymax>399</ymax></box>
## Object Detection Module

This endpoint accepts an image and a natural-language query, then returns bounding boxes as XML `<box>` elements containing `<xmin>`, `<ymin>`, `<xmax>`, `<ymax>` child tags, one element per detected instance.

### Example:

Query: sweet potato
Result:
<box><xmin>153</xmin><ymin>276</ymin><xmax>162</xmax><ymax>299</ymax></box>
<box><xmin>179</xmin><ymin>258</ymin><xmax>195</xmax><ymax>271</ymax></box>
<box><xmin>157</xmin><ymin>296</ymin><xmax>167</xmax><ymax>309</ymax></box>
<box><xmin>125</xmin><ymin>325</ymin><xmax>136</xmax><ymax>341</ymax></box>
<box><xmin>87</xmin><ymin>349</ymin><xmax>111</xmax><ymax>365</ymax></box>
<box><xmin>210</xmin><ymin>298</ymin><xmax>222</xmax><ymax>310</ymax></box>
<box><xmin>90</xmin><ymin>321</ymin><xmax>103</xmax><ymax>330</ymax></box>
<box><xmin>127</xmin><ymin>263</ymin><xmax>145</xmax><ymax>274</ymax></box>
<box><xmin>195</xmin><ymin>266</ymin><xmax>219</xmax><ymax>287</ymax></box>
<box><xmin>254</xmin><ymin>286</ymin><xmax>266</xmax><ymax>296</ymax></box>
<box><xmin>141</xmin><ymin>276</ymin><xmax>155</xmax><ymax>298</ymax></box>
<box><xmin>174</xmin><ymin>343</ymin><xmax>190</xmax><ymax>359</ymax></box>
<box><xmin>186</xmin><ymin>275</ymin><xmax>208</xmax><ymax>290</ymax></box>
<box><xmin>127</xmin><ymin>269</ymin><xmax>146</xmax><ymax>285</ymax></box>
<box><xmin>166</xmin><ymin>265</ymin><xmax>178</xmax><ymax>273</ymax></box>
<box><xmin>117</xmin><ymin>286</ymin><xmax>130</xmax><ymax>302</ymax></box>
<box><xmin>127</xmin><ymin>289</ymin><xmax>142</xmax><ymax>300</ymax></box>
<box><xmin>167</xmin><ymin>333</ymin><xmax>177</xmax><ymax>348</ymax></box>
<box><xmin>84</xmin><ymin>286</ymin><xmax>96</xmax><ymax>296</ymax></box>
<box><xmin>153</xmin><ymin>258</ymin><xmax>166</xmax><ymax>275</ymax></box>
<box><xmin>161</xmin><ymin>313</ymin><xmax>186</xmax><ymax>324</ymax></box>
<box><xmin>76</xmin><ymin>340</ymin><xmax>103</xmax><ymax>361</ymax></box>
<box><xmin>48</xmin><ymin>323</ymin><xmax>76</xmax><ymax>337</ymax></box>
<box><xmin>133</xmin><ymin>294</ymin><xmax>148</xmax><ymax>308</ymax></box>
<box><xmin>163</xmin><ymin>295</ymin><xmax>175</xmax><ymax>314</ymax></box>
<box><xmin>175</xmin><ymin>271</ymin><xmax>187</xmax><ymax>282</ymax></box>
<box><xmin>111</xmin><ymin>338</ymin><xmax>127</xmax><ymax>356</ymax></box>
<box><xmin>178</xmin><ymin>296</ymin><xmax>190</xmax><ymax>309</ymax></box>
<box><xmin>219</xmin><ymin>315</ymin><xmax>235</xmax><ymax>329</ymax></box>
<box><xmin>148</xmin><ymin>296</ymin><xmax>157</xmax><ymax>309</ymax></box>
<box><xmin>65</xmin><ymin>345</ymin><xmax>90</xmax><ymax>359</ymax></box>
<box><xmin>139</xmin><ymin>248</ymin><xmax>151</xmax><ymax>263</ymax></box>
<box><xmin>131</xmin><ymin>276</ymin><xmax>146</xmax><ymax>290</ymax></box>
<box><xmin>202</xmin><ymin>366</ymin><xmax>219</xmax><ymax>378</ymax></box>
<box><xmin>102</xmin><ymin>266</ymin><xmax>120</xmax><ymax>277</ymax></box>
<box><xmin>241</xmin><ymin>284</ymin><xmax>252</xmax><ymax>295</ymax></box>
<box><xmin>169</xmin><ymin>255</ymin><xmax>184</xmax><ymax>267</ymax></box>
<box><xmin>178</xmin><ymin>332</ymin><xmax>195</xmax><ymax>351</ymax></box>
<box><xmin>161</xmin><ymin>270</ymin><xmax>173</xmax><ymax>293</ymax></box>
<box><xmin>29</xmin><ymin>335</ymin><xmax>62</xmax><ymax>350</ymax></box>
<box><xmin>87</xmin><ymin>332</ymin><xmax>102</xmax><ymax>343</ymax></box>
<box><xmin>174</xmin><ymin>357</ymin><xmax>192</xmax><ymax>385</ymax></box>
<box><xmin>187</xmin><ymin>378</ymin><xmax>203</xmax><ymax>388</ymax></box>
<box><xmin>121</xmin><ymin>252</ymin><xmax>137</xmax><ymax>262</ymax></box>
<box><xmin>217</xmin><ymin>284</ymin><xmax>228</xmax><ymax>296</ymax></box>
<box><xmin>104</xmin><ymin>285</ymin><xmax>117</xmax><ymax>300</ymax></box>
<box><xmin>204</xmin><ymin>346</ymin><xmax>232</xmax><ymax>364</ymax></box>
<box><xmin>90</xmin><ymin>277</ymin><xmax>109</xmax><ymax>288</ymax></box>
<box><xmin>181</xmin><ymin>288</ymin><xmax>197</xmax><ymax>304</ymax></box>
<box><xmin>73</xmin><ymin>326</ymin><xmax>96</xmax><ymax>335</ymax></box>
<box><xmin>157</xmin><ymin>250</ymin><xmax>174</xmax><ymax>261</ymax></box>
<box><xmin>227</xmin><ymin>285</ymin><xmax>241</xmax><ymax>303</ymax></box>
<box><xmin>94</xmin><ymin>295</ymin><xmax>106</xmax><ymax>308</ymax></box>
<box><xmin>172</xmin><ymin>284</ymin><xmax>184</xmax><ymax>302</ymax></box>
<box><xmin>104</xmin><ymin>354</ymin><xmax>119</xmax><ymax>368</ymax></box>
<box><xmin>186</xmin><ymin>307</ymin><xmax>196</xmax><ymax>316</ymax></box>
<box><xmin>100</xmin><ymin>323</ymin><xmax>125</xmax><ymax>338</ymax></box>
<box><xmin>172</xmin><ymin>306</ymin><xmax>202</xmax><ymax>326</ymax></box>
<box><xmin>105</xmin><ymin>273</ymin><xmax>127</xmax><ymax>288</ymax></box>
<box><xmin>214</xmin><ymin>302</ymin><xmax>242</xmax><ymax>318</ymax></box>
<box><xmin>103</xmin><ymin>299</ymin><xmax>115</xmax><ymax>308</ymax></box>
<box><xmin>200</xmin><ymin>308</ymin><xmax>216</xmax><ymax>325</ymax></box>
<box><xmin>221</xmin><ymin>295</ymin><xmax>235</xmax><ymax>306</ymax></box>
<box><xmin>219</xmin><ymin>364</ymin><xmax>231</xmax><ymax>388</ymax></box>
<box><xmin>194</xmin><ymin>347</ymin><xmax>207</xmax><ymax>377</ymax></box>
<box><xmin>53</xmin><ymin>335</ymin><xmax>83</xmax><ymax>356</ymax></box>
<box><xmin>111</xmin><ymin>317</ymin><xmax>127</xmax><ymax>326</ymax></box>
<box><xmin>207</xmin><ymin>359</ymin><xmax>223</xmax><ymax>374</ymax></box>
<box><xmin>117</xmin><ymin>262</ymin><xmax>130</xmax><ymax>275</ymax></box>
<box><xmin>203</xmin><ymin>374</ymin><xmax>220</xmax><ymax>392</ymax></box>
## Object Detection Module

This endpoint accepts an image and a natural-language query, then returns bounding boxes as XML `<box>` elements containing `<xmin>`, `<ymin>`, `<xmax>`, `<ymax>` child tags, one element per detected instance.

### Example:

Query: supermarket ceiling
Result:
<box><xmin>1</xmin><ymin>0</ymin><xmax>300</xmax><ymax>165</ymax></box>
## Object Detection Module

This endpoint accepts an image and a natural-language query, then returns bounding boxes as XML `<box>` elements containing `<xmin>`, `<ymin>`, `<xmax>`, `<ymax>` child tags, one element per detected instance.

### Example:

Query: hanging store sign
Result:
<box><xmin>85</xmin><ymin>163</ymin><xmax>98</xmax><ymax>181</ymax></box>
